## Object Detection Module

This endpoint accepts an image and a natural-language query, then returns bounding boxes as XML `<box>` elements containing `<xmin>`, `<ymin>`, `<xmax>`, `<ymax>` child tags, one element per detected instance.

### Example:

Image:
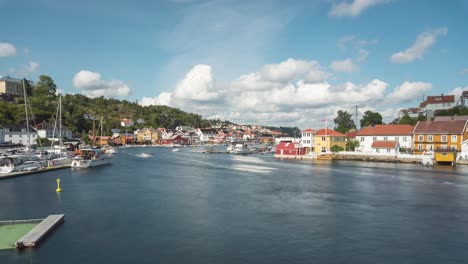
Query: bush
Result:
<box><xmin>330</xmin><ymin>145</ymin><xmax>344</xmax><ymax>152</ymax></box>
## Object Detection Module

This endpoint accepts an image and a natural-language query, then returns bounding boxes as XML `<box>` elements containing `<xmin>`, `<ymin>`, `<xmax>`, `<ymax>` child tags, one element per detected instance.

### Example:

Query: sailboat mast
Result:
<box><xmin>22</xmin><ymin>80</ymin><xmax>30</xmax><ymax>146</ymax></box>
<box><xmin>59</xmin><ymin>95</ymin><xmax>62</xmax><ymax>152</ymax></box>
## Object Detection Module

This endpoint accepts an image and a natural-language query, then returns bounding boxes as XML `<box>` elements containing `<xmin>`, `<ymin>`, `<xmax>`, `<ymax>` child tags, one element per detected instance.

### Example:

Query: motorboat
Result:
<box><xmin>0</xmin><ymin>157</ymin><xmax>41</xmax><ymax>174</ymax></box>
<box><xmin>71</xmin><ymin>147</ymin><xmax>112</xmax><ymax>168</ymax></box>
<box><xmin>233</xmin><ymin>143</ymin><xmax>251</xmax><ymax>155</ymax></box>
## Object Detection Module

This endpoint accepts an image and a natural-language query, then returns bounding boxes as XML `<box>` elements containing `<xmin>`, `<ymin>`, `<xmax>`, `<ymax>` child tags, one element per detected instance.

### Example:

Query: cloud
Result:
<box><xmin>386</xmin><ymin>81</ymin><xmax>432</xmax><ymax>104</ymax></box>
<box><xmin>72</xmin><ymin>70</ymin><xmax>130</xmax><ymax>98</ymax></box>
<box><xmin>449</xmin><ymin>86</ymin><xmax>467</xmax><ymax>97</ymax></box>
<box><xmin>330</xmin><ymin>58</ymin><xmax>360</xmax><ymax>73</ymax></box>
<box><xmin>329</xmin><ymin>0</ymin><xmax>389</xmax><ymax>17</ymax></box>
<box><xmin>337</xmin><ymin>35</ymin><xmax>378</xmax><ymax>63</ymax></box>
<box><xmin>9</xmin><ymin>61</ymin><xmax>39</xmax><ymax>77</ymax></box>
<box><xmin>0</xmin><ymin>42</ymin><xmax>16</xmax><ymax>57</ymax></box>
<box><xmin>390</xmin><ymin>28</ymin><xmax>448</xmax><ymax>63</ymax></box>
<box><xmin>140</xmin><ymin>58</ymin><xmax>394</xmax><ymax>128</ymax></box>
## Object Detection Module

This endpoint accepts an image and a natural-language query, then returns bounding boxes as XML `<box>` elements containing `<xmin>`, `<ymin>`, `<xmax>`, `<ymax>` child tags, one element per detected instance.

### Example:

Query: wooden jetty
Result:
<box><xmin>0</xmin><ymin>164</ymin><xmax>70</xmax><ymax>180</ymax></box>
<box><xmin>15</xmin><ymin>214</ymin><xmax>65</xmax><ymax>248</ymax></box>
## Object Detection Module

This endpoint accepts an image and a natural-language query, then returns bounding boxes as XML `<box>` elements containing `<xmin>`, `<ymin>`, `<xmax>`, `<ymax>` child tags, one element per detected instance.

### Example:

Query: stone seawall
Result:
<box><xmin>332</xmin><ymin>154</ymin><xmax>421</xmax><ymax>164</ymax></box>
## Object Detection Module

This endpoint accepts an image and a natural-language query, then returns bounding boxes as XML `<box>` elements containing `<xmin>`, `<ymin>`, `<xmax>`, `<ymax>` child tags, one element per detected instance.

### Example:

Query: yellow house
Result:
<box><xmin>413</xmin><ymin>120</ymin><xmax>468</xmax><ymax>154</ymax></box>
<box><xmin>137</xmin><ymin>128</ymin><xmax>159</xmax><ymax>143</ymax></box>
<box><xmin>314</xmin><ymin>128</ymin><xmax>346</xmax><ymax>154</ymax></box>
<box><xmin>0</xmin><ymin>76</ymin><xmax>31</xmax><ymax>96</ymax></box>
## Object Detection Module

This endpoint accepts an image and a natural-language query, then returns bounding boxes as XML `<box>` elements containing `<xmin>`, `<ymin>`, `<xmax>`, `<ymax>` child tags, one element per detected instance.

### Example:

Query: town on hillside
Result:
<box><xmin>1</xmin><ymin>75</ymin><xmax>468</xmax><ymax>165</ymax></box>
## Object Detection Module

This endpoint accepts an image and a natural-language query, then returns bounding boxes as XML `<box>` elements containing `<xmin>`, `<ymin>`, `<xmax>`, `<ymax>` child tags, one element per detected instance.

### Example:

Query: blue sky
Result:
<box><xmin>1</xmin><ymin>0</ymin><xmax>467</xmax><ymax>128</ymax></box>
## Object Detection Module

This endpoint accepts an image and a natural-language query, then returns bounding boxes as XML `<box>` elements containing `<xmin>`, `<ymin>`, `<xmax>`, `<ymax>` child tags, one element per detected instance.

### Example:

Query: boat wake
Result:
<box><xmin>134</xmin><ymin>153</ymin><xmax>153</xmax><ymax>158</ymax></box>
<box><xmin>230</xmin><ymin>164</ymin><xmax>276</xmax><ymax>174</ymax></box>
<box><xmin>231</xmin><ymin>155</ymin><xmax>265</xmax><ymax>163</ymax></box>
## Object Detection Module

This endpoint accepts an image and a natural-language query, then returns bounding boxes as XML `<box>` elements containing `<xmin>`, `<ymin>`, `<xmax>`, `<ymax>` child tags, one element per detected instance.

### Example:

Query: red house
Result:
<box><xmin>275</xmin><ymin>141</ymin><xmax>305</xmax><ymax>156</ymax></box>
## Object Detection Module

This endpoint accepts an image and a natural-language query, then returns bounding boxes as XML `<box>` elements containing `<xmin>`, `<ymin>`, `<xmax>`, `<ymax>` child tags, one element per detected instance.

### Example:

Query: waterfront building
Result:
<box><xmin>301</xmin><ymin>128</ymin><xmax>316</xmax><ymax>154</ymax></box>
<box><xmin>313</xmin><ymin>128</ymin><xmax>346</xmax><ymax>154</ymax></box>
<box><xmin>1</xmin><ymin>125</ymin><xmax>38</xmax><ymax>145</ymax></box>
<box><xmin>35</xmin><ymin>121</ymin><xmax>73</xmax><ymax>141</ymax></box>
<box><xmin>275</xmin><ymin>141</ymin><xmax>304</xmax><ymax>156</ymax></box>
<box><xmin>412</xmin><ymin>120</ymin><xmax>468</xmax><ymax>154</ymax></box>
<box><xmin>419</xmin><ymin>94</ymin><xmax>456</xmax><ymax>112</ymax></box>
<box><xmin>137</xmin><ymin>128</ymin><xmax>160</xmax><ymax>143</ymax></box>
<box><xmin>120</xmin><ymin>118</ymin><xmax>134</xmax><ymax>127</ymax></box>
<box><xmin>356</xmin><ymin>124</ymin><xmax>414</xmax><ymax>153</ymax></box>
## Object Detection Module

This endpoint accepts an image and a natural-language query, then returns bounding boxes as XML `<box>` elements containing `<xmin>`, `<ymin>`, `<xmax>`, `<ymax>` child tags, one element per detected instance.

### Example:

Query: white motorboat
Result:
<box><xmin>0</xmin><ymin>157</ymin><xmax>41</xmax><ymax>174</ymax></box>
<box><xmin>71</xmin><ymin>147</ymin><xmax>112</xmax><ymax>168</ymax></box>
<box><xmin>233</xmin><ymin>143</ymin><xmax>251</xmax><ymax>155</ymax></box>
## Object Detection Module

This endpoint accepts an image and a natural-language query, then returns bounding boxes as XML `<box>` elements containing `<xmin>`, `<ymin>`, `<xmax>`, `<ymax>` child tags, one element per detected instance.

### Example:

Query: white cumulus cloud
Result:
<box><xmin>72</xmin><ymin>70</ymin><xmax>130</xmax><ymax>98</ymax></box>
<box><xmin>9</xmin><ymin>61</ymin><xmax>39</xmax><ymax>77</ymax></box>
<box><xmin>172</xmin><ymin>64</ymin><xmax>220</xmax><ymax>101</ymax></box>
<box><xmin>329</xmin><ymin>0</ymin><xmax>389</xmax><ymax>17</ymax></box>
<box><xmin>140</xmin><ymin>92</ymin><xmax>172</xmax><ymax>107</ymax></box>
<box><xmin>386</xmin><ymin>81</ymin><xmax>432</xmax><ymax>104</ymax></box>
<box><xmin>0</xmin><ymin>43</ymin><xmax>16</xmax><ymax>57</ymax></box>
<box><xmin>449</xmin><ymin>86</ymin><xmax>468</xmax><ymax>97</ymax></box>
<box><xmin>390</xmin><ymin>28</ymin><xmax>448</xmax><ymax>63</ymax></box>
<box><xmin>330</xmin><ymin>58</ymin><xmax>359</xmax><ymax>73</ymax></box>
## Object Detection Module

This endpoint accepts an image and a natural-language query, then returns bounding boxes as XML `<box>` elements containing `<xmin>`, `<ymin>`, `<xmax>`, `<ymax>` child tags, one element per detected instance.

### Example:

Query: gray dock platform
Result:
<box><xmin>0</xmin><ymin>164</ymin><xmax>71</xmax><ymax>180</ymax></box>
<box><xmin>15</xmin><ymin>214</ymin><xmax>65</xmax><ymax>248</ymax></box>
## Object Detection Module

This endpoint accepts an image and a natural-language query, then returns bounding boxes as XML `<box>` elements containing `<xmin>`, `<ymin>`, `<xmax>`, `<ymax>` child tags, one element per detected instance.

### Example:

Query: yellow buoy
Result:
<box><xmin>56</xmin><ymin>179</ymin><xmax>62</xmax><ymax>192</ymax></box>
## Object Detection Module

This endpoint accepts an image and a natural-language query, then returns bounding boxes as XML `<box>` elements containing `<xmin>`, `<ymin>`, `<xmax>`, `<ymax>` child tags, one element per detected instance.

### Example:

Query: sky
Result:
<box><xmin>1</xmin><ymin>0</ymin><xmax>467</xmax><ymax>129</ymax></box>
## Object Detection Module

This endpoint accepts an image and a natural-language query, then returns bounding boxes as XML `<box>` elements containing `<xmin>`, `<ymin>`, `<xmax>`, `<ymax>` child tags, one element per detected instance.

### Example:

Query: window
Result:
<box><xmin>321</xmin><ymin>146</ymin><xmax>326</xmax><ymax>151</ymax></box>
<box><xmin>451</xmin><ymin>145</ymin><xmax>457</xmax><ymax>150</ymax></box>
<box><xmin>373</xmin><ymin>137</ymin><xmax>377</xmax><ymax>141</ymax></box>
<box><xmin>428</xmin><ymin>135</ymin><xmax>433</xmax><ymax>142</ymax></box>
<box><xmin>387</xmin><ymin>149</ymin><xmax>391</xmax><ymax>153</ymax></box>
<box><xmin>376</xmin><ymin>149</ymin><xmax>380</xmax><ymax>153</ymax></box>
<box><xmin>427</xmin><ymin>145</ymin><xmax>433</xmax><ymax>151</ymax></box>
<box><xmin>418</xmin><ymin>135</ymin><xmax>424</xmax><ymax>141</ymax></box>
<box><xmin>441</xmin><ymin>145</ymin><xmax>447</xmax><ymax>149</ymax></box>
<box><xmin>451</xmin><ymin>135</ymin><xmax>457</xmax><ymax>142</ymax></box>
<box><xmin>418</xmin><ymin>145</ymin><xmax>423</xmax><ymax>151</ymax></box>
<box><xmin>384</xmin><ymin>137</ymin><xmax>388</xmax><ymax>141</ymax></box>
<box><xmin>403</xmin><ymin>137</ymin><xmax>407</xmax><ymax>142</ymax></box>
<box><xmin>395</xmin><ymin>137</ymin><xmax>399</xmax><ymax>141</ymax></box>
<box><xmin>322</xmin><ymin>137</ymin><xmax>326</xmax><ymax>142</ymax></box>
<box><xmin>360</xmin><ymin>137</ymin><xmax>364</xmax><ymax>142</ymax></box>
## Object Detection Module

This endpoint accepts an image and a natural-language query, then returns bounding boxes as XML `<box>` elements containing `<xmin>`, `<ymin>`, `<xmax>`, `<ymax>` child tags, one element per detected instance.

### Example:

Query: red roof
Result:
<box><xmin>426</xmin><ymin>95</ymin><xmax>455</xmax><ymax>104</ymax></box>
<box><xmin>302</xmin><ymin>128</ymin><xmax>315</xmax><ymax>132</ymax></box>
<box><xmin>413</xmin><ymin>120</ymin><xmax>467</xmax><ymax>134</ymax></box>
<box><xmin>315</xmin><ymin>128</ymin><xmax>345</xmax><ymax>136</ymax></box>
<box><xmin>371</xmin><ymin>140</ymin><xmax>398</xmax><ymax>148</ymax></box>
<box><xmin>345</xmin><ymin>131</ymin><xmax>357</xmax><ymax>139</ymax></box>
<box><xmin>356</xmin><ymin>124</ymin><xmax>413</xmax><ymax>136</ymax></box>
<box><xmin>276</xmin><ymin>141</ymin><xmax>299</xmax><ymax>150</ymax></box>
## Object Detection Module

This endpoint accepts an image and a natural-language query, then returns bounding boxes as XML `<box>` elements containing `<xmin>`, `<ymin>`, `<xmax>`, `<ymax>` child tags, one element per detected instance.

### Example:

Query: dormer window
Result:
<box><xmin>21</xmin><ymin>128</ymin><xmax>26</xmax><ymax>132</ymax></box>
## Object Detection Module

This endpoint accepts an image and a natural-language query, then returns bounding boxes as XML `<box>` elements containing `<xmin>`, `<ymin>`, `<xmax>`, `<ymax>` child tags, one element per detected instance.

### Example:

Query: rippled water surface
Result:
<box><xmin>1</xmin><ymin>147</ymin><xmax>468</xmax><ymax>263</ymax></box>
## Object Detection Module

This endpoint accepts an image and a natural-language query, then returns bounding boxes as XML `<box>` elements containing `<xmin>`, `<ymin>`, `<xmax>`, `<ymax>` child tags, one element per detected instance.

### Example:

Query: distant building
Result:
<box><xmin>35</xmin><ymin>121</ymin><xmax>73</xmax><ymax>141</ymax></box>
<box><xmin>433</xmin><ymin>115</ymin><xmax>468</xmax><ymax>121</ymax></box>
<box><xmin>314</xmin><ymin>128</ymin><xmax>346</xmax><ymax>154</ymax></box>
<box><xmin>0</xmin><ymin>76</ymin><xmax>34</xmax><ymax>96</ymax></box>
<box><xmin>413</xmin><ymin>120</ymin><xmax>468</xmax><ymax>154</ymax></box>
<box><xmin>275</xmin><ymin>141</ymin><xmax>305</xmax><ymax>156</ymax></box>
<box><xmin>120</xmin><ymin>118</ymin><xmax>134</xmax><ymax>127</ymax></box>
<box><xmin>355</xmin><ymin>124</ymin><xmax>414</xmax><ymax>153</ymax></box>
<box><xmin>459</xmin><ymin>91</ymin><xmax>468</xmax><ymax>108</ymax></box>
<box><xmin>398</xmin><ymin>108</ymin><xmax>419</xmax><ymax>119</ymax></box>
<box><xmin>301</xmin><ymin>128</ymin><xmax>316</xmax><ymax>154</ymax></box>
<box><xmin>2</xmin><ymin>125</ymin><xmax>38</xmax><ymax>145</ymax></box>
<box><xmin>419</xmin><ymin>94</ymin><xmax>456</xmax><ymax>112</ymax></box>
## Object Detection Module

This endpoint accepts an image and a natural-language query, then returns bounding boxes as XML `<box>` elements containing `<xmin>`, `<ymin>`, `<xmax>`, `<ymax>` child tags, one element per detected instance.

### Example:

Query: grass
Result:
<box><xmin>0</xmin><ymin>222</ymin><xmax>41</xmax><ymax>249</ymax></box>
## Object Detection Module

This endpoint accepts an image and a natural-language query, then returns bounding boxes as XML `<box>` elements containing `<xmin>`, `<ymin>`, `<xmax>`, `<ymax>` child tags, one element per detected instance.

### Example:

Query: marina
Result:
<box><xmin>2</xmin><ymin>147</ymin><xmax>468</xmax><ymax>263</ymax></box>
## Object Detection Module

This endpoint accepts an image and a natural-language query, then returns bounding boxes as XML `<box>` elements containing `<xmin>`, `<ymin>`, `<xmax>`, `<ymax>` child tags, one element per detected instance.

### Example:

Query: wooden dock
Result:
<box><xmin>0</xmin><ymin>164</ymin><xmax>70</xmax><ymax>180</ymax></box>
<box><xmin>15</xmin><ymin>214</ymin><xmax>65</xmax><ymax>248</ymax></box>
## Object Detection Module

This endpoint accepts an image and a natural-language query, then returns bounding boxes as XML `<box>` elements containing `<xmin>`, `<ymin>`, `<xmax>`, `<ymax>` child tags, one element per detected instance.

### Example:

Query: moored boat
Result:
<box><xmin>71</xmin><ymin>147</ymin><xmax>112</xmax><ymax>168</ymax></box>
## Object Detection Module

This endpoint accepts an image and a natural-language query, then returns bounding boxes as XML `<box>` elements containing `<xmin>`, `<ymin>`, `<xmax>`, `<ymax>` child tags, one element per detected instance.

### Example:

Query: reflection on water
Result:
<box><xmin>1</xmin><ymin>147</ymin><xmax>468</xmax><ymax>263</ymax></box>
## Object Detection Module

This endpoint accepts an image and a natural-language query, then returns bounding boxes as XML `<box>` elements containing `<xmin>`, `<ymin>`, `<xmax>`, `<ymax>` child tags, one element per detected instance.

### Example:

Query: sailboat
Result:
<box><xmin>49</xmin><ymin>95</ymin><xmax>73</xmax><ymax>166</ymax></box>
<box><xmin>71</xmin><ymin>116</ymin><xmax>112</xmax><ymax>168</ymax></box>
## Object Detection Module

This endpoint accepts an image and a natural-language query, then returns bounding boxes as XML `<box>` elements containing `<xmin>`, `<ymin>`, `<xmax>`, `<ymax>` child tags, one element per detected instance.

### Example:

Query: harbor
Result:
<box><xmin>2</xmin><ymin>147</ymin><xmax>468</xmax><ymax>263</ymax></box>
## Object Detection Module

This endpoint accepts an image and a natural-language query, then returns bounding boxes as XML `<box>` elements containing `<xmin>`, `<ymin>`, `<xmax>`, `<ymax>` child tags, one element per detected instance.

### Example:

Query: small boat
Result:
<box><xmin>71</xmin><ymin>147</ymin><xmax>112</xmax><ymax>168</ymax></box>
<box><xmin>233</xmin><ymin>143</ymin><xmax>251</xmax><ymax>155</ymax></box>
<box><xmin>0</xmin><ymin>157</ymin><xmax>41</xmax><ymax>174</ymax></box>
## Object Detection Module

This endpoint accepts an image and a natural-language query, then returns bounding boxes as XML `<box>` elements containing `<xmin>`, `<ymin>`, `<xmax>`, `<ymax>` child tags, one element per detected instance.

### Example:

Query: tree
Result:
<box><xmin>22</xmin><ymin>78</ymin><xmax>33</xmax><ymax>96</ymax></box>
<box><xmin>360</xmin><ymin>110</ymin><xmax>383</xmax><ymax>128</ymax></box>
<box><xmin>330</xmin><ymin>145</ymin><xmax>344</xmax><ymax>152</ymax></box>
<box><xmin>398</xmin><ymin>114</ymin><xmax>418</xmax><ymax>126</ymax></box>
<box><xmin>346</xmin><ymin>140</ymin><xmax>360</xmax><ymax>151</ymax></box>
<box><xmin>35</xmin><ymin>75</ymin><xmax>57</xmax><ymax>97</ymax></box>
<box><xmin>334</xmin><ymin>110</ymin><xmax>356</xmax><ymax>134</ymax></box>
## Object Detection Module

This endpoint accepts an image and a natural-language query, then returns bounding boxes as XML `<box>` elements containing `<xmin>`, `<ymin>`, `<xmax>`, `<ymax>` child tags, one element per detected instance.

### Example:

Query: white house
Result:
<box><xmin>35</xmin><ymin>121</ymin><xmax>73</xmax><ymax>141</ymax></box>
<box><xmin>355</xmin><ymin>124</ymin><xmax>414</xmax><ymax>154</ymax></box>
<box><xmin>2</xmin><ymin>125</ymin><xmax>38</xmax><ymax>146</ymax></box>
<box><xmin>419</xmin><ymin>94</ymin><xmax>456</xmax><ymax>112</ymax></box>
<box><xmin>460</xmin><ymin>139</ymin><xmax>468</xmax><ymax>160</ymax></box>
<box><xmin>120</xmin><ymin>118</ymin><xmax>134</xmax><ymax>127</ymax></box>
<box><xmin>301</xmin><ymin>128</ymin><xmax>316</xmax><ymax>154</ymax></box>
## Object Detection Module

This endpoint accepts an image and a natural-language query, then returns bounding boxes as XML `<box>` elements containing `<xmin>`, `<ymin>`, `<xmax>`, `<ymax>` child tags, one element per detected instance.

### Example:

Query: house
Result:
<box><xmin>355</xmin><ymin>124</ymin><xmax>414</xmax><ymax>153</ymax></box>
<box><xmin>137</xmin><ymin>128</ymin><xmax>160</xmax><ymax>143</ymax></box>
<box><xmin>458</xmin><ymin>90</ymin><xmax>468</xmax><ymax>108</ymax></box>
<box><xmin>398</xmin><ymin>108</ymin><xmax>419</xmax><ymax>118</ymax></box>
<box><xmin>301</xmin><ymin>128</ymin><xmax>316</xmax><ymax>154</ymax></box>
<box><xmin>260</xmin><ymin>133</ymin><xmax>274</xmax><ymax>144</ymax></box>
<box><xmin>370</xmin><ymin>141</ymin><xmax>399</xmax><ymax>155</ymax></box>
<box><xmin>412</xmin><ymin>120</ymin><xmax>468</xmax><ymax>154</ymax></box>
<box><xmin>2</xmin><ymin>125</ymin><xmax>38</xmax><ymax>145</ymax></box>
<box><xmin>0</xmin><ymin>76</ymin><xmax>34</xmax><ymax>96</ymax></box>
<box><xmin>196</xmin><ymin>128</ymin><xmax>218</xmax><ymax>143</ymax></box>
<box><xmin>314</xmin><ymin>128</ymin><xmax>346</xmax><ymax>154</ymax></box>
<box><xmin>120</xmin><ymin>118</ymin><xmax>134</xmax><ymax>127</ymax></box>
<box><xmin>275</xmin><ymin>141</ymin><xmax>305</xmax><ymax>156</ymax></box>
<box><xmin>419</xmin><ymin>94</ymin><xmax>456</xmax><ymax>112</ymax></box>
<box><xmin>35</xmin><ymin>121</ymin><xmax>73</xmax><ymax>141</ymax></box>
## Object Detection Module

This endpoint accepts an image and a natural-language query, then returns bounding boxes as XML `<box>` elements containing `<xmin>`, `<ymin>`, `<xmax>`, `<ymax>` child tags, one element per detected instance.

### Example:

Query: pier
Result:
<box><xmin>15</xmin><ymin>214</ymin><xmax>65</xmax><ymax>248</ymax></box>
<box><xmin>0</xmin><ymin>164</ymin><xmax>71</xmax><ymax>180</ymax></box>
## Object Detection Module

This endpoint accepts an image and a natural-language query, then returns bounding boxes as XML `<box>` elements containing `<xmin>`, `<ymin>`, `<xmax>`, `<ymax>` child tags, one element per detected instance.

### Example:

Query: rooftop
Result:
<box><xmin>315</xmin><ymin>128</ymin><xmax>345</xmax><ymax>137</ymax></box>
<box><xmin>371</xmin><ymin>140</ymin><xmax>398</xmax><ymax>149</ymax></box>
<box><xmin>356</xmin><ymin>124</ymin><xmax>413</xmax><ymax>136</ymax></box>
<box><xmin>413</xmin><ymin>120</ymin><xmax>467</xmax><ymax>134</ymax></box>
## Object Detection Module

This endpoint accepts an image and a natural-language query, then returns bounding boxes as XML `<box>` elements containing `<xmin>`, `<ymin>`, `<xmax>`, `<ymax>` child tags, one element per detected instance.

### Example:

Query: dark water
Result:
<box><xmin>1</xmin><ymin>147</ymin><xmax>468</xmax><ymax>263</ymax></box>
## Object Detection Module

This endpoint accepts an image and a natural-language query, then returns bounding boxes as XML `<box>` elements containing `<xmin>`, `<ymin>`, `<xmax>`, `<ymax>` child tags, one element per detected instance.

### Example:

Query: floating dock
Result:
<box><xmin>15</xmin><ymin>214</ymin><xmax>65</xmax><ymax>248</ymax></box>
